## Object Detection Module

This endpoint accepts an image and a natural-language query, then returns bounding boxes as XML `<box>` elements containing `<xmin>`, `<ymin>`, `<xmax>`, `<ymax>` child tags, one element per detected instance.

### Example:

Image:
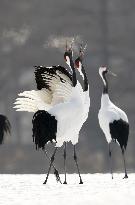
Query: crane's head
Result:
<box><xmin>99</xmin><ymin>67</ymin><xmax>116</xmax><ymax>78</ymax></box>
<box><xmin>99</xmin><ymin>67</ymin><xmax>108</xmax><ymax>77</ymax></box>
<box><xmin>64</xmin><ymin>40</ymin><xmax>74</xmax><ymax>67</ymax></box>
<box><xmin>75</xmin><ymin>44</ymin><xmax>87</xmax><ymax>77</ymax></box>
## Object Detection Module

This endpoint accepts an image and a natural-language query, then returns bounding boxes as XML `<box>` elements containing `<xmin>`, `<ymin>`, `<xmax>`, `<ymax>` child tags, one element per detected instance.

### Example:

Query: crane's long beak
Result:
<box><xmin>108</xmin><ymin>70</ymin><xmax>117</xmax><ymax>77</ymax></box>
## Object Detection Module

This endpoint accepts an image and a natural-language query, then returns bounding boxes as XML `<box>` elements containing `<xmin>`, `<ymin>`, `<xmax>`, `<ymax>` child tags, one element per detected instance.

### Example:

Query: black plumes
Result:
<box><xmin>34</xmin><ymin>65</ymin><xmax>72</xmax><ymax>90</ymax></box>
<box><xmin>32</xmin><ymin>110</ymin><xmax>57</xmax><ymax>150</ymax></box>
<box><xmin>0</xmin><ymin>115</ymin><xmax>11</xmax><ymax>144</ymax></box>
<box><xmin>109</xmin><ymin>119</ymin><xmax>129</xmax><ymax>150</ymax></box>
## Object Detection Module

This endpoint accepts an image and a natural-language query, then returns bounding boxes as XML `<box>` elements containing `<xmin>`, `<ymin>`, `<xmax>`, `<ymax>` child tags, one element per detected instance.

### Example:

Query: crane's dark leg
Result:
<box><xmin>43</xmin><ymin>147</ymin><xmax>58</xmax><ymax>184</ymax></box>
<box><xmin>43</xmin><ymin>148</ymin><xmax>62</xmax><ymax>184</ymax></box>
<box><xmin>63</xmin><ymin>142</ymin><xmax>67</xmax><ymax>184</ymax></box>
<box><xmin>122</xmin><ymin>147</ymin><xmax>128</xmax><ymax>179</ymax></box>
<box><xmin>73</xmin><ymin>145</ymin><xmax>83</xmax><ymax>184</ymax></box>
<box><xmin>109</xmin><ymin>143</ymin><xmax>113</xmax><ymax>179</ymax></box>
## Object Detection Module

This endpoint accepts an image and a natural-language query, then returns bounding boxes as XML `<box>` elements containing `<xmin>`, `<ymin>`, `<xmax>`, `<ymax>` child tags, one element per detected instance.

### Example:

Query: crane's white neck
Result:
<box><xmin>66</xmin><ymin>56</ymin><xmax>77</xmax><ymax>87</ymax></box>
<box><xmin>78</xmin><ymin>67</ymin><xmax>84</xmax><ymax>79</ymax></box>
<box><xmin>78</xmin><ymin>64</ymin><xmax>88</xmax><ymax>92</ymax></box>
<box><xmin>100</xmin><ymin>74</ymin><xmax>106</xmax><ymax>87</ymax></box>
<box><xmin>101</xmin><ymin>93</ymin><xmax>111</xmax><ymax>108</ymax></box>
<box><xmin>66</xmin><ymin>58</ymin><xmax>72</xmax><ymax>73</ymax></box>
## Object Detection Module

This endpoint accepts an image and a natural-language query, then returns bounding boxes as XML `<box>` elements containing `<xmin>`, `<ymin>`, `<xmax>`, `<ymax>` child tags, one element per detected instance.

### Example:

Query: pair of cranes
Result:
<box><xmin>14</xmin><ymin>41</ymin><xmax>129</xmax><ymax>184</ymax></box>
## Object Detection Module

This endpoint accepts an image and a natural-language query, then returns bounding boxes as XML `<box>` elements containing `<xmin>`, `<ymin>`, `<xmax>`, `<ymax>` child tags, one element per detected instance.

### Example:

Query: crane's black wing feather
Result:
<box><xmin>34</xmin><ymin>65</ymin><xmax>72</xmax><ymax>91</ymax></box>
<box><xmin>109</xmin><ymin>119</ymin><xmax>129</xmax><ymax>150</ymax></box>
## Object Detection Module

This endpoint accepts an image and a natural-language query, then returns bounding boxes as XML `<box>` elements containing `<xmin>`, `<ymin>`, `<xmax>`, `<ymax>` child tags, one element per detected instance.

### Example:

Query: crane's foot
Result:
<box><xmin>123</xmin><ymin>174</ymin><xmax>128</xmax><ymax>179</ymax></box>
<box><xmin>54</xmin><ymin>169</ymin><xmax>62</xmax><ymax>184</ymax></box>
<box><xmin>79</xmin><ymin>179</ymin><xmax>83</xmax><ymax>184</ymax></box>
<box><xmin>63</xmin><ymin>181</ymin><xmax>67</xmax><ymax>184</ymax></box>
<box><xmin>43</xmin><ymin>180</ymin><xmax>47</xmax><ymax>184</ymax></box>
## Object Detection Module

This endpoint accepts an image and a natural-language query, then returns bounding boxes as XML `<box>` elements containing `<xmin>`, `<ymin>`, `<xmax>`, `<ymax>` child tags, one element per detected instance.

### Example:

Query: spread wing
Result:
<box><xmin>34</xmin><ymin>65</ymin><xmax>73</xmax><ymax>105</ymax></box>
<box><xmin>14</xmin><ymin>66</ymin><xmax>73</xmax><ymax>113</ymax></box>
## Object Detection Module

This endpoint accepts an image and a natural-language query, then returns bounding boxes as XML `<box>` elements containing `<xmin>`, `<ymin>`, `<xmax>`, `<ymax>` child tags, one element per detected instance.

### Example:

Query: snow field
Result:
<box><xmin>0</xmin><ymin>174</ymin><xmax>135</xmax><ymax>205</ymax></box>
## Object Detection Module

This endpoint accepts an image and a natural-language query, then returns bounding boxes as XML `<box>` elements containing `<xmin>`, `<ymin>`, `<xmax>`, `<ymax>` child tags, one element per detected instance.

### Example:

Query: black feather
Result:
<box><xmin>109</xmin><ymin>119</ymin><xmax>129</xmax><ymax>150</ymax></box>
<box><xmin>34</xmin><ymin>65</ymin><xmax>72</xmax><ymax>90</ymax></box>
<box><xmin>0</xmin><ymin>115</ymin><xmax>11</xmax><ymax>144</ymax></box>
<box><xmin>32</xmin><ymin>110</ymin><xmax>57</xmax><ymax>150</ymax></box>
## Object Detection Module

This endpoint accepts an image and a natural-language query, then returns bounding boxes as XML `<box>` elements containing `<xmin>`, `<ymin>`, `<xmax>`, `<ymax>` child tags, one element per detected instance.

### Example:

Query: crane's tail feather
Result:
<box><xmin>0</xmin><ymin>115</ymin><xmax>11</xmax><ymax>144</ymax></box>
<box><xmin>32</xmin><ymin>110</ymin><xmax>57</xmax><ymax>150</ymax></box>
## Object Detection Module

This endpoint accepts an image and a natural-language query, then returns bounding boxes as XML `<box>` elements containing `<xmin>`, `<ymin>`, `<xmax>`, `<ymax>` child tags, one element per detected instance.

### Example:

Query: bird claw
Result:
<box><xmin>79</xmin><ymin>180</ymin><xmax>83</xmax><ymax>184</ymax></box>
<box><xmin>123</xmin><ymin>174</ymin><xmax>128</xmax><ymax>179</ymax></box>
<box><xmin>43</xmin><ymin>180</ymin><xmax>47</xmax><ymax>184</ymax></box>
<box><xmin>54</xmin><ymin>169</ymin><xmax>62</xmax><ymax>184</ymax></box>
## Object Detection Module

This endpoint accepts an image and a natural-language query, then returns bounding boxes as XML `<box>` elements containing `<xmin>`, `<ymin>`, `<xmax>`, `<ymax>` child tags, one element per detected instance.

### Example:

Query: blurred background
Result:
<box><xmin>0</xmin><ymin>0</ymin><xmax>135</xmax><ymax>174</ymax></box>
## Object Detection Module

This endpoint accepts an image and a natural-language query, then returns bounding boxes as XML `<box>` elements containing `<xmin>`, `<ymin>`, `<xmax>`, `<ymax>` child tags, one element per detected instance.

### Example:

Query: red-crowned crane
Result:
<box><xmin>98</xmin><ymin>67</ymin><xmax>129</xmax><ymax>179</ymax></box>
<box><xmin>74</xmin><ymin>44</ymin><xmax>90</xmax><ymax>125</ymax></box>
<box><xmin>62</xmin><ymin>43</ymin><xmax>90</xmax><ymax>184</ymax></box>
<box><xmin>14</xmin><ymin>43</ymin><xmax>86</xmax><ymax>184</ymax></box>
<box><xmin>0</xmin><ymin>115</ymin><xmax>11</xmax><ymax>145</ymax></box>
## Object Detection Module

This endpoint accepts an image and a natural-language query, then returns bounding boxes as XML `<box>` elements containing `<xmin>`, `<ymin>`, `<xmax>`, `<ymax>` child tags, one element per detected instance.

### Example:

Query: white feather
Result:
<box><xmin>14</xmin><ymin>90</ymin><xmax>52</xmax><ymax>112</ymax></box>
<box><xmin>49</xmin><ymin>82</ymin><xmax>84</xmax><ymax>147</ymax></box>
<box><xmin>98</xmin><ymin>94</ymin><xmax>128</xmax><ymax>143</ymax></box>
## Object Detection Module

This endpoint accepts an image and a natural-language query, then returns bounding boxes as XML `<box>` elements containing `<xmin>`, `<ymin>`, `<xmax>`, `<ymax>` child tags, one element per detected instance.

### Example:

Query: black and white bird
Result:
<box><xmin>62</xmin><ymin>43</ymin><xmax>90</xmax><ymax>184</ymax></box>
<box><xmin>0</xmin><ymin>115</ymin><xmax>11</xmax><ymax>145</ymax></box>
<box><xmin>74</xmin><ymin>45</ymin><xmax>90</xmax><ymax>125</ymax></box>
<box><xmin>98</xmin><ymin>67</ymin><xmax>129</xmax><ymax>179</ymax></box>
<box><xmin>14</xmin><ymin>44</ymin><xmax>86</xmax><ymax>184</ymax></box>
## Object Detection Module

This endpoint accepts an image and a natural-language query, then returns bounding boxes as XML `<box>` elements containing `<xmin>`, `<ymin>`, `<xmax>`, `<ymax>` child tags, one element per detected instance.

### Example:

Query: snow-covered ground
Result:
<box><xmin>0</xmin><ymin>174</ymin><xmax>134</xmax><ymax>205</ymax></box>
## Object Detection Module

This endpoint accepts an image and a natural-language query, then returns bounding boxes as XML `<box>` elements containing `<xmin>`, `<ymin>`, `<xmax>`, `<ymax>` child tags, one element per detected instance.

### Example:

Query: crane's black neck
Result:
<box><xmin>81</xmin><ymin>65</ymin><xmax>88</xmax><ymax>92</ymax></box>
<box><xmin>102</xmin><ymin>71</ymin><xmax>108</xmax><ymax>94</ymax></box>
<box><xmin>70</xmin><ymin>59</ymin><xmax>77</xmax><ymax>87</ymax></box>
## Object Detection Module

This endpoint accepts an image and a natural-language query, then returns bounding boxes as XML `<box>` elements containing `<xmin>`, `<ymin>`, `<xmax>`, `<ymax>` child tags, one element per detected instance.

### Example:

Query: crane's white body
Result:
<box><xmin>63</xmin><ymin>59</ymin><xmax>90</xmax><ymax>143</ymax></box>
<box><xmin>98</xmin><ymin>68</ymin><xmax>128</xmax><ymax>143</ymax></box>
<box><xmin>14</xmin><ymin>66</ymin><xmax>86</xmax><ymax>147</ymax></box>
<box><xmin>49</xmin><ymin>82</ymin><xmax>84</xmax><ymax>147</ymax></box>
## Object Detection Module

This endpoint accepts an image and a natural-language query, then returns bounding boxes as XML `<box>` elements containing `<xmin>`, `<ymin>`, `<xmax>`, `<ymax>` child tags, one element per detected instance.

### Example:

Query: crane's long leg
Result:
<box><xmin>109</xmin><ymin>143</ymin><xmax>113</xmax><ymax>179</ymax></box>
<box><xmin>122</xmin><ymin>147</ymin><xmax>128</xmax><ymax>179</ymax></box>
<box><xmin>63</xmin><ymin>142</ymin><xmax>67</xmax><ymax>184</ymax></box>
<box><xmin>73</xmin><ymin>145</ymin><xmax>83</xmax><ymax>184</ymax></box>
<box><xmin>43</xmin><ymin>148</ymin><xmax>62</xmax><ymax>184</ymax></box>
<box><xmin>43</xmin><ymin>147</ymin><xmax>58</xmax><ymax>184</ymax></box>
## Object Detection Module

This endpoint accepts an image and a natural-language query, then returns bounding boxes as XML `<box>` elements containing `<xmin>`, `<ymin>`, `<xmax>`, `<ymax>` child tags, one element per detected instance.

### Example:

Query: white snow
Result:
<box><xmin>0</xmin><ymin>174</ymin><xmax>135</xmax><ymax>205</ymax></box>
